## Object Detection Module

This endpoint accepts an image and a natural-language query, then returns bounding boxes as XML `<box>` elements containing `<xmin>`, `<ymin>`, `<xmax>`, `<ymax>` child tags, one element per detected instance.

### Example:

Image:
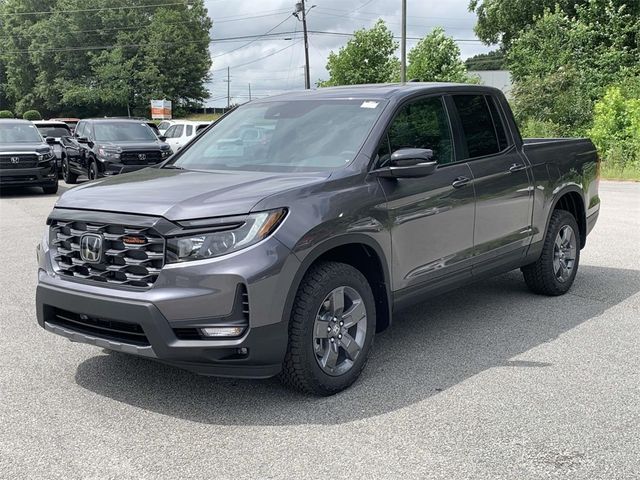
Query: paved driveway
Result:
<box><xmin>0</xmin><ymin>181</ymin><xmax>638</xmax><ymax>479</ymax></box>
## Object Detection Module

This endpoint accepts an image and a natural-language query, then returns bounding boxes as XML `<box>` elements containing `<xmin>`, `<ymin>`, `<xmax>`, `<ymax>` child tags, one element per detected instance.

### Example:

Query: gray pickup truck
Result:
<box><xmin>36</xmin><ymin>84</ymin><xmax>600</xmax><ymax>395</ymax></box>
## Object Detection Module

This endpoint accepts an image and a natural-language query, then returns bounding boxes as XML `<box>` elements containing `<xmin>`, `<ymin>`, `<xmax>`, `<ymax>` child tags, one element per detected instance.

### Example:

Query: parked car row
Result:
<box><xmin>0</xmin><ymin>116</ymin><xmax>211</xmax><ymax>194</ymax></box>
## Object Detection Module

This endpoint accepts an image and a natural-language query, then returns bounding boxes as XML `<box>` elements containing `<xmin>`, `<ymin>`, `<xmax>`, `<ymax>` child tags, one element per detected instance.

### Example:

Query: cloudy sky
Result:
<box><xmin>203</xmin><ymin>0</ymin><xmax>493</xmax><ymax>107</ymax></box>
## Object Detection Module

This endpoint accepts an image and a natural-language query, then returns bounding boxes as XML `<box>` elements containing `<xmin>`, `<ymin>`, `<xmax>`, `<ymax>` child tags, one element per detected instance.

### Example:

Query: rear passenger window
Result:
<box><xmin>378</xmin><ymin>96</ymin><xmax>453</xmax><ymax>166</ymax></box>
<box><xmin>453</xmin><ymin>95</ymin><xmax>507</xmax><ymax>158</ymax></box>
<box><xmin>186</xmin><ymin>125</ymin><xmax>193</xmax><ymax>136</ymax></box>
<box><xmin>486</xmin><ymin>96</ymin><xmax>509</xmax><ymax>151</ymax></box>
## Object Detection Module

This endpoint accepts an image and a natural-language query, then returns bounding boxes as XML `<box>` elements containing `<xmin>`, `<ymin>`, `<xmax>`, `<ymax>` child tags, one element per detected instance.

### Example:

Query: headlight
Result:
<box><xmin>166</xmin><ymin>209</ymin><xmax>287</xmax><ymax>263</ymax></box>
<box><xmin>97</xmin><ymin>147</ymin><xmax>121</xmax><ymax>161</ymax></box>
<box><xmin>37</xmin><ymin>149</ymin><xmax>55</xmax><ymax>162</ymax></box>
<box><xmin>161</xmin><ymin>149</ymin><xmax>172</xmax><ymax>158</ymax></box>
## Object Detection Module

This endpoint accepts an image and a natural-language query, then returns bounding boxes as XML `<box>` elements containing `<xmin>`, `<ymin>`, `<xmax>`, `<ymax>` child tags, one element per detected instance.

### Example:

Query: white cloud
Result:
<box><xmin>204</xmin><ymin>0</ymin><xmax>492</xmax><ymax>107</ymax></box>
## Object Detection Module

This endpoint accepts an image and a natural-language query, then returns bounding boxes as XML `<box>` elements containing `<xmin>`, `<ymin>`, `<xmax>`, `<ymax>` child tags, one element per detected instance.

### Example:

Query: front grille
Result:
<box><xmin>49</xmin><ymin>308</ymin><xmax>150</xmax><ymax>346</ymax></box>
<box><xmin>120</xmin><ymin>151</ymin><xmax>162</xmax><ymax>165</ymax></box>
<box><xmin>50</xmin><ymin>219</ymin><xmax>165</xmax><ymax>288</ymax></box>
<box><xmin>0</xmin><ymin>154</ymin><xmax>38</xmax><ymax>169</ymax></box>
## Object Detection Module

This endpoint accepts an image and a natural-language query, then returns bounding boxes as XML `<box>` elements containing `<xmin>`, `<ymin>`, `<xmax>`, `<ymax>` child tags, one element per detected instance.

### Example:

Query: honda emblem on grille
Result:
<box><xmin>138</xmin><ymin>153</ymin><xmax>146</xmax><ymax>161</ymax></box>
<box><xmin>10</xmin><ymin>156</ymin><xmax>20</xmax><ymax>164</ymax></box>
<box><xmin>80</xmin><ymin>233</ymin><xmax>103</xmax><ymax>263</ymax></box>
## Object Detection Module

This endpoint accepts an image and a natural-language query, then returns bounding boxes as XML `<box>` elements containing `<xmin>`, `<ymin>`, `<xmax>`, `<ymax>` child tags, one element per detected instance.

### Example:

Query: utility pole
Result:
<box><xmin>248</xmin><ymin>83</ymin><xmax>252</xmax><ymax>101</ymax></box>
<box><xmin>224</xmin><ymin>66</ymin><xmax>231</xmax><ymax>109</ymax></box>
<box><xmin>400</xmin><ymin>0</ymin><xmax>407</xmax><ymax>82</ymax></box>
<box><xmin>294</xmin><ymin>1</ymin><xmax>313</xmax><ymax>89</ymax></box>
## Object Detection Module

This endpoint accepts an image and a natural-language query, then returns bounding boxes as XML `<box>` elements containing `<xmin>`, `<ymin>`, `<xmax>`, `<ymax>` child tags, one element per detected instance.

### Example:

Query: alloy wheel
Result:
<box><xmin>553</xmin><ymin>225</ymin><xmax>577</xmax><ymax>283</ymax></box>
<box><xmin>312</xmin><ymin>286</ymin><xmax>367</xmax><ymax>376</ymax></box>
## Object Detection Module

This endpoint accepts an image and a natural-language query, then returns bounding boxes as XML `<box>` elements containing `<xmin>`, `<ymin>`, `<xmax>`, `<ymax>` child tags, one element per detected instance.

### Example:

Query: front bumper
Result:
<box><xmin>0</xmin><ymin>163</ymin><xmax>57</xmax><ymax>187</ymax></box>
<box><xmin>36</xmin><ymin>235</ymin><xmax>301</xmax><ymax>378</ymax></box>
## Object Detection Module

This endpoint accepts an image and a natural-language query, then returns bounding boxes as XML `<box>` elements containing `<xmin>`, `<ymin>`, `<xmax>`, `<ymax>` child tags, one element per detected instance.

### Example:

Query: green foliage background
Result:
<box><xmin>0</xmin><ymin>0</ymin><xmax>212</xmax><ymax>118</ymax></box>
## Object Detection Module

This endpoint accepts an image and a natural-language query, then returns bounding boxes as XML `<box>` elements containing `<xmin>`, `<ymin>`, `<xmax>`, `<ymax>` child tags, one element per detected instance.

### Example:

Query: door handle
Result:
<box><xmin>451</xmin><ymin>176</ymin><xmax>470</xmax><ymax>188</ymax></box>
<box><xmin>509</xmin><ymin>163</ymin><xmax>527</xmax><ymax>173</ymax></box>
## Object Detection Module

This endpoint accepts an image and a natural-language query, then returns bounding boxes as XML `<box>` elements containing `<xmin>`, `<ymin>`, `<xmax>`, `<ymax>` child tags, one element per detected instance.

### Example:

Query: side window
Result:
<box><xmin>377</xmin><ymin>96</ymin><xmax>453</xmax><ymax>166</ymax></box>
<box><xmin>185</xmin><ymin>125</ymin><xmax>193</xmax><ymax>136</ymax></box>
<box><xmin>165</xmin><ymin>125</ymin><xmax>177</xmax><ymax>138</ymax></box>
<box><xmin>486</xmin><ymin>96</ymin><xmax>509</xmax><ymax>151</ymax></box>
<box><xmin>75</xmin><ymin>122</ymin><xmax>85</xmax><ymax>138</ymax></box>
<box><xmin>453</xmin><ymin>94</ymin><xmax>503</xmax><ymax>158</ymax></box>
<box><xmin>174</xmin><ymin>125</ymin><xmax>184</xmax><ymax>137</ymax></box>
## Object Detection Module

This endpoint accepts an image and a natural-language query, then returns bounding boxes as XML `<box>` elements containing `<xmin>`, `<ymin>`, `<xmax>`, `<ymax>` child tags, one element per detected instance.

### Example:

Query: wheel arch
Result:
<box><xmin>281</xmin><ymin>235</ymin><xmax>393</xmax><ymax>334</ymax></box>
<box><xmin>548</xmin><ymin>186</ymin><xmax>587</xmax><ymax>248</ymax></box>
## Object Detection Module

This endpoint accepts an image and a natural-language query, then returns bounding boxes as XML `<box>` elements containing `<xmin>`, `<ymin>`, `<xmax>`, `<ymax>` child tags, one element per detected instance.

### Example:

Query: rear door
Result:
<box><xmin>377</xmin><ymin>95</ymin><xmax>476</xmax><ymax>294</ymax></box>
<box><xmin>449</xmin><ymin>93</ymin><xmax>533</xmax><ymax>271</ymax></box>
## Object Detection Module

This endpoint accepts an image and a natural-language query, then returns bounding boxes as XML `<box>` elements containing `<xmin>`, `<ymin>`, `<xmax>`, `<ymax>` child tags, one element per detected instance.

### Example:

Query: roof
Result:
<box><xmin>83</xmin><ymin>117</ymin><xmax>152</xmax><ymax>123</ymax></box>
<box><xmin>169</xmin><ymin>120</ymin><xmax>210</xmax><ymax>126</ymax></box>
<box><xmin>254</xmin><ymin>82</ymin><xmax>503</xmax><ymax>103</ymax></box>
<box><xmin>33</xmin><ymin>120</ymin><xmax>69</xmax><ymax>126</ymax></box>
<box><xmin>0</xmin><ymin>118</ymin><xmax>31</xmax><ymax>124</ymax></box>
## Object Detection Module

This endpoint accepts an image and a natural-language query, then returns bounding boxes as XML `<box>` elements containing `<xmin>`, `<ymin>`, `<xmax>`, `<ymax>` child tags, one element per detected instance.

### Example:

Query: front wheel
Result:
<box><xmin>88</xmin><ymin>160</ymin><xmax>99</xmax><ymax>181</ymax></box>
<box><xmin>62</xmin><ymin>157</ymin><xmax>77</xmax><ymax>184</ymax></box>
<box><xmin>522</xmin><ymin>210</ymin><xmax>580</xmax><ymax>295</ymax></box>
<box><xmin>42</xmin><ymin>182</ymin><xmax>58</xmax><ymax>195</ymax></box>
<box><xmin>280</xmin><ymin>261</ymin><xmax>376</xmax><ymax>395</ymax></box>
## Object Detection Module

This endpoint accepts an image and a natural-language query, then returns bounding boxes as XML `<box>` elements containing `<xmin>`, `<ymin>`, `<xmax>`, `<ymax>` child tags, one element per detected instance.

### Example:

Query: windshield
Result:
<box><xmin>37</xmin><ymin>126</ymin><xmax>70</xmax><ymax>138</ymax></box>
<box><xmin>93</xmin><ymin>122</ymin><xmax>157</xmax><ymax>142</ymax></box>
<box><xmin>0</xmin><ymin>123</ymin><xmax>43</xmax><ymax>143</ymax></box>
<box><xmin>169</xmin><ymin>99</ymin><xmax>386</xmax><ymax>172</ymax></box>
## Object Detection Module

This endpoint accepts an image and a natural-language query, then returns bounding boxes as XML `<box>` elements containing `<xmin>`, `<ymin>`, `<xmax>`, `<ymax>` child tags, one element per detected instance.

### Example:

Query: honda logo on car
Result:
<box><xmin>10</xmin><ymin>156</ymin><xmax>20</xmax><ymax>164</ymax></box>
<box><xmin>79</xmin><ymin>233</ymin><xmax>103</xmax><ymax>263</ymax></box>
<box><xmin>138</xmin><ymin>153</ymin><xmax>146</xmax><ymax>161</ymax></box>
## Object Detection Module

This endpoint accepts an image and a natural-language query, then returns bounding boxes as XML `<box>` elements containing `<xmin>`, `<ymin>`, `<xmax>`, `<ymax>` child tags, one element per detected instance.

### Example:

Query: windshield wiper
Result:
<box><xmin>162</xmin><ymin>164</ymin><xmax>184</xmax><ymax>170</ymax></box>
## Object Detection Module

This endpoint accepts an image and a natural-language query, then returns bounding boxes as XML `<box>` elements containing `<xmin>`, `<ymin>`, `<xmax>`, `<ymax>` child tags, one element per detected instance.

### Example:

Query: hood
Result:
<box><xmin>55</xmin><ymin>167</ymin><xmax>331</xmax><ymax>220</ymax></box>
<box><xmin>0</xmin><ymin>142</ymin><xmax>49</xmax><ymax>153</ymax></box>
<box><xmin>98</xmin><ymin>140</ymin><xmax>169</xmax><ymax>151</ymax></box>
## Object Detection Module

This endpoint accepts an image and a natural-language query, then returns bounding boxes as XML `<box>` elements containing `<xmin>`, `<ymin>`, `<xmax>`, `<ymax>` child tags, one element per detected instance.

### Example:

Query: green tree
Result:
<box><xmin>0</xmin><ymin>0</ymin><xmax>212</xmax><ymax>117</ymax></box>
<box><xmin>319</xmin><ymin>20</ymin><xmax>398</xmax><ymax>87</ymax></box>
<box><xmin>465</xmin><ymin>50</ymin><xmax>505</xmax><ymax>71</ymax></box>
<box><xmin>406</xmin><ymin>27</ymin><xmax>471</xmax><ymax>83</ymax></box>
<box><xmin>507</xmin><ymin>2</ymin><xmax>640</xmax><ymax>134</ymax></box>
<box><xmin>468</xmin><ymin>0</ymin><xmax>640</xmax><ymax>47</ymax></box>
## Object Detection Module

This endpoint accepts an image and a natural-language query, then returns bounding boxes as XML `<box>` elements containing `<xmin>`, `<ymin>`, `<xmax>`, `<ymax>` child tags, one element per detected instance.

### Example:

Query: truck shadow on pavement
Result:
<box><xmin>74</xmin><ymin>265</ymin><xmax>639</xmax><ymax>426</ymax></box>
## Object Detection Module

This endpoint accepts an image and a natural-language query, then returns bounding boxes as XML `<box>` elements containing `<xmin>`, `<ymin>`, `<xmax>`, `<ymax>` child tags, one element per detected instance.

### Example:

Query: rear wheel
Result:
<box><xmin>62</xmin><ymin>157</ymin><xmax>77</xmax><ymax>184</ymax></box>
<box><xmin>280</xmin><ymin>261</ymin><xmax>376</xmax><ymax>395</ymax></box>
<box><xmin>522</xmin><ymin>210</ymin><xmax>580</xmax><ymax>295</ymax></box>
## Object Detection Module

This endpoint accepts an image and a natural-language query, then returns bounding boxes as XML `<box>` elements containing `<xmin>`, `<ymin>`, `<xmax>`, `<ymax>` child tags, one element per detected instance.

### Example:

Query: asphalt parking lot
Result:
<box><xmin>0</xmin><ymin>180</ymin><xmax>638</xmax><ymax>479</ymax></box>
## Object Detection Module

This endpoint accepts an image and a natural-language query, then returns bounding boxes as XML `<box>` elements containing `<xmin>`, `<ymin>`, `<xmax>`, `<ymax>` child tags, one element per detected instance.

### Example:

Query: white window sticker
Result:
<box><xmin>360</xmin><ymin>101</ymin><xmax>379</xmax><ymax>109</ymax></box>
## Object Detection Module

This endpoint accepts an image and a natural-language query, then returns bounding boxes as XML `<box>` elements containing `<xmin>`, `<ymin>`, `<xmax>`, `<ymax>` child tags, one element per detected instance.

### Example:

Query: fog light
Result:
<box><xmin>199</xmin><ymin>326</ymin><xmax>245</xmax><ymax>337</ymax></box>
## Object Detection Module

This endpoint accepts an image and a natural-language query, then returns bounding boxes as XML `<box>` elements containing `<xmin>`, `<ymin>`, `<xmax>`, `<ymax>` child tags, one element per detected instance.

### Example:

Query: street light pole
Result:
<box><xmin>400</xmin><ymin>0</ymin><xmax>407</xmax><ymax>83</ymax></box>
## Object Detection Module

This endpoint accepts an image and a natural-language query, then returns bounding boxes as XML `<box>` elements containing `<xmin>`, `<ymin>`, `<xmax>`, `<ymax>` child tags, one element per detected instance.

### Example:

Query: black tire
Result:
<box><xmin>42</xmin><ymin>182</ymin><xmax>58</xmax><ymax>195</ymax></box>
<box><xmin>62</xmin><ymin>157</ymin><xmax>77</xmax><ymax>184</ymax></box>
<box><xmin>522</xmin><ymin>210</ymin><xmax>581</xmax><ymax>296</ymax></box>
<box><xmin>88</xmin><ymin>160</ymin><xmax>99</xmax><ymax>181</ymax></box>
<box><xmin>280</xmin><ymin>261</ymin><xmax>376</xmax><ymax>396</ymax></box>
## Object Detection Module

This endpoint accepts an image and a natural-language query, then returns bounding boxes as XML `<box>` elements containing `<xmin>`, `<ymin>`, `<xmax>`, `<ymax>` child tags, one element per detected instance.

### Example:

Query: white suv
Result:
<box><xmin>164</xmin><ymin>121</ymin><xmax>210</xmax><ymax>151</ymax></box>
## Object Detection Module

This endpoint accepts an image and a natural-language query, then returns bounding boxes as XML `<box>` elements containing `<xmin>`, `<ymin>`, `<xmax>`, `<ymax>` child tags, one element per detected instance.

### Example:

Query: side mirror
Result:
<box><xmin>158</xmin><ymin>135</ymin><xmax>167</xmax><ymax>142</ymax></box>
<box><xmin>77</xmin><ymin>136</ymin><xmax>89</xmax><ymax>144</ymax></box>
<box><xmin>372</xmin><ymin>148</ymin><xmax>437</xmax><ymax>178</ymax></box>
<box><xmin>45</xmin><ymin>136</ymin><xmax>56</xmax><ymax>144</ymax></box>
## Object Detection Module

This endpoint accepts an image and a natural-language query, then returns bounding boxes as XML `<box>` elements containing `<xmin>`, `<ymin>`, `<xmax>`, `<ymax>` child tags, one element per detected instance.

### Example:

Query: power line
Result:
<box><xmin>0</xmin><ymin>2</ymin><xmax>188</xmax><ymax>16</ymax></box>
<box><xmin>211</xmin><ymin>40</ymin><xmax>302</xmax><ymax>73</ymax></box>
<box><xmin>212</xmin><ymin>14</ymin><xmax>293</xmax><ymax>58</ymax></box>
<box><xmin>2</xmin><ymin>28</ymin><xmax>481</xmax><ymax>55</ymax></box>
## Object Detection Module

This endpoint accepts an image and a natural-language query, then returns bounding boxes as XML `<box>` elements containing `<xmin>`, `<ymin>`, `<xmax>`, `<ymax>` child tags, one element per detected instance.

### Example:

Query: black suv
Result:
<box><xmin>63</xmin><ymin>118</ymin><xmax>172</xmax><ymax>183</ymax></box>
<box><xmin>0</xmin><ymin>119</ymin><xmax>58</xmax><ymax>194</ymax></box>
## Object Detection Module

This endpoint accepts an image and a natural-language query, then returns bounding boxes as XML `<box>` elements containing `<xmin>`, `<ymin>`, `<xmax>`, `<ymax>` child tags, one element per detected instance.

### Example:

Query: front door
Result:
<box><xmin>376</xmin><ymin>96</ymin><xmax>476</xmax><ymax>294</ymax></box>
<box><xmin>450</xmin><ymin>94</ymin><xmax>533</xmax><ymax>270</ymax></box>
